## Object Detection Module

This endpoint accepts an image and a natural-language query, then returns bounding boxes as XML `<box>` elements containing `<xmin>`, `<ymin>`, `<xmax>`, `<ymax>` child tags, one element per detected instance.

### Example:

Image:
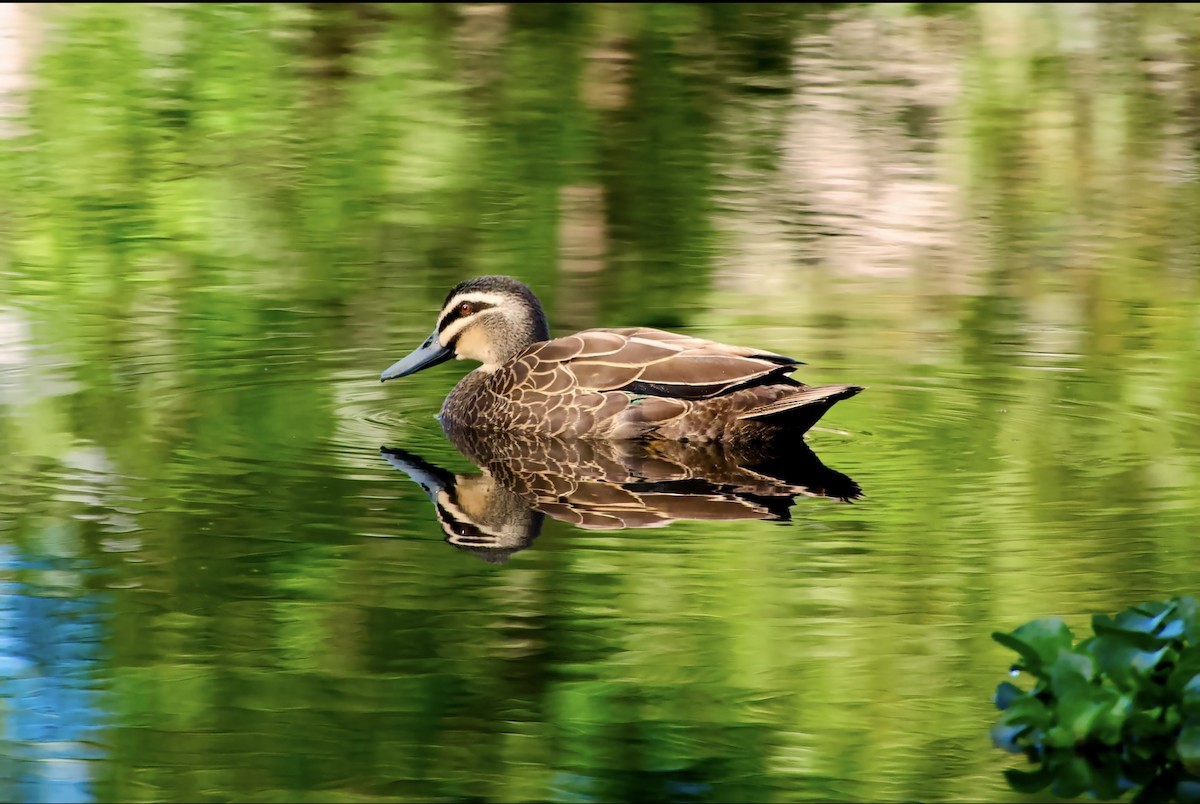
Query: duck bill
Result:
<box><xmin>379</xmin><ymin>446</ymin><xmax>457</xmax><ymax>501</ymax></box>
<box><xmin>380</xmin><ymin>331</ymin><xmax>453</xmax><ymax>382</ymax></box>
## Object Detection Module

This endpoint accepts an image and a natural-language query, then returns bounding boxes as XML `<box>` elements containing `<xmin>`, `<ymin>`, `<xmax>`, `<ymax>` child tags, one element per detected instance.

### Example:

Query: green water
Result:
<box><xmin>1</xmin><ymin>3</ymin><xmax>1200</xmax><ymax>802</ymax></box>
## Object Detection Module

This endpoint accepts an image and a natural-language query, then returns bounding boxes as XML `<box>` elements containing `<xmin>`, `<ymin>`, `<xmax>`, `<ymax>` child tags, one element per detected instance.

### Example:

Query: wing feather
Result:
<box><xmin>516</xmin><ymin>328</ymin><xmax>804</xmax><ymax>404</ymax></box>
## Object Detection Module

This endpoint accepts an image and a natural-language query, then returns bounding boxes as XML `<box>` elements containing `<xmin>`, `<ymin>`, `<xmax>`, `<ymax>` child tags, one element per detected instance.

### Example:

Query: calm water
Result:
<box><xmin>2</xmin><ymin>3</ymin><xmax>1200</xmax><ymax>802</ymax></box>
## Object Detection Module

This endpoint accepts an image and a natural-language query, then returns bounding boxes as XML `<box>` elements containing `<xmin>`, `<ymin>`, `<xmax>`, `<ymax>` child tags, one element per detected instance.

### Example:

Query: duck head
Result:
<box><xmin>380</xmin><ymin>275</ymin><xmax>551</xmax><ymax>381</ymax></box>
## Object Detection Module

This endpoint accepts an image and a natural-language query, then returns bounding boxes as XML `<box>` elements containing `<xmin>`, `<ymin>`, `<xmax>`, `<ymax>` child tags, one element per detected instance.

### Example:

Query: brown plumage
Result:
<box><xmin>380</xmin><ymin>276</ymin><xmax>862</xmax><ymax>442</ymax></box>
<box><xmin>381</xmin><ymin>426</ymin><xmax>861</xmax><ymax>562</ymax></box>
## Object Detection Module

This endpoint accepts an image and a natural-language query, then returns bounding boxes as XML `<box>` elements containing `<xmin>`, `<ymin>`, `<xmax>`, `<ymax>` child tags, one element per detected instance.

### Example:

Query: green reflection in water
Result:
<box><xmin>1</xmin><ymin>3</ymin><xmax>1200</xmax><ymax>803</ymax></box>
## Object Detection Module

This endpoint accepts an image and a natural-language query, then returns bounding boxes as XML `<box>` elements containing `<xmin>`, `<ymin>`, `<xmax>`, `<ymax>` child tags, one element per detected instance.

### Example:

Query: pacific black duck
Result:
<box><xmin>380</xmin><ymin>275</ymin><xmax>862</xmax><ymax>442</ymax></box>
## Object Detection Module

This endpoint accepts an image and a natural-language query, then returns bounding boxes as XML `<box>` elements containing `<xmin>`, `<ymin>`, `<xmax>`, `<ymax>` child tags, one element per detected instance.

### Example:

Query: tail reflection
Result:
<box><xmin>382</xmin><ymin>426</ymin><xmax>860</xmax><ymax>563</ymax></box>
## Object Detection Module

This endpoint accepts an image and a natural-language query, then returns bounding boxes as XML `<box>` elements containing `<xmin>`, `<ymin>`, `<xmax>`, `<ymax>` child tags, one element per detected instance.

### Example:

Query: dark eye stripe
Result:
<box><xmin>438</xmin><ymin>300</ymin><xmax>494</xmax><ymax>332</ymax></box>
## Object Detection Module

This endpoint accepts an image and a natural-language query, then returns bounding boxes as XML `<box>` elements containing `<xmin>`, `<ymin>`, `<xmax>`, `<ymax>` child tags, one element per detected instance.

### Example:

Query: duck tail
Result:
<box><xmin>737</xmin><ymin>384</ymin><xmax>864</xmax><ymax>432</ymax></box>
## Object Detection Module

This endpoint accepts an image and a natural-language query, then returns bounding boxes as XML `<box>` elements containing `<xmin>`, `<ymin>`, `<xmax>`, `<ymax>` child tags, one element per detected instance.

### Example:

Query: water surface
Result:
<box><xmin>1</xmin><ymin>3</ymin><xmax>1200</xmax><ymax>802</ymax></box>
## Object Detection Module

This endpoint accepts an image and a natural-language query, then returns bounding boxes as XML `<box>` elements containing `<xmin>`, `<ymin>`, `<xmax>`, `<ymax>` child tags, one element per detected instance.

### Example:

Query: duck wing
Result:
<box><xmin>520</xmin><ymin>327</ymin><xmax>802</xmax><ymax>401</ymax></box>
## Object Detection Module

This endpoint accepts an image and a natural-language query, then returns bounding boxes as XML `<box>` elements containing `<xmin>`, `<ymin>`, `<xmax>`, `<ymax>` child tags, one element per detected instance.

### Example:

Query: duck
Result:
<box><xmin>379</xmin><ymin>275</ymin><xmax>862</xmax><ymax>443</ymax></box>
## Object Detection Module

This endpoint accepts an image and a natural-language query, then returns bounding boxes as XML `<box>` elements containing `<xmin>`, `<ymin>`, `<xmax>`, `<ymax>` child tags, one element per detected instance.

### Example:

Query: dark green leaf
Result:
<box><xmin>1050</xmin><ymin>649</ymin><xmax>1096</xmax><ymax>687</ymax></box>
<box><xmin>1004</xmin><ymin>764</ymin><xmax>1055</xmax><ymax>794</ymax></box>
<box><xmin>1179</xmin><ymin>597</ymin><xmax>1200</xmax><ymax>644</ymax></box>
<box><xmin>1122</xmin><ymin>753</ymin><xmax>1159</xmax><ymax>785</ymax></box>
<box><xmin>1184</xmin><ymin>676</ymin><xmax>1200</xmax><ymax>717</ymax></box>
<box><xmin>1092</xmin><ymin>633</ymin><xmax>1168</xmax><ymax>691</ymax></box>
<box><xmin>1094</xmin><ymin>616</ymin><xmax>1169</xmax><ymax>651</ymax></box>
<box><xmin>991</xmin><ymin>722</ymin><xmax>1027</xmax><ymax>754</ymax></box>
<box><xmin>1000</xmin><ymin>695</ymin><xmax>1052</xmax><ymax>731</ymax></box>
<box><xmin>1057</xmin><ymin>686</ymin><xmax>1101</xmax><ymax>740</ymax></box>
<box><xmin>1114</xmin><ymin>602</ymin><xmax>1175</xmax><ymax>634</ymax></box>
<box><xmin>1080</xmin><ymin>691</ymin><xmax>1132</xmax><ymax>745</ymax></box>
<box><xmin>1133</xmin><ymin>601</ymin><xmax>1173</xmax><ymax>617</ymax></box>
<box><xmin>1171</xmin><ymin>646</ymin><xmax>1200</xmax><ymax>696</ymax></box>
<box><xmin>993</xmin><ymin>632</ymin><xmax>1048</xmax><ymax>676</ymax></box>
<box><xmin>1179</xmin><ymin>725</ymin><xmax>1200</xmax><ymax>776</ymax></box>
<box><xmin>1045</xmin><ymin>724</ymin><xmax>1077</xmax><ymax>749</ymax></box>
<box><xmin>1133</xmin><ymin>771</ymin><xmax>1180</xmax><ymax>804</ymax></box>
<box><xmin>994</xmin><ymin>618</ymin><xmax>1074</xmax><ymax>675</ymax></box>
<box><xmin>1088</xmin><ymin>756</ymin><xmax>1123</xmax><ymax>801</ymax></box>
<box><xmin>995</xmin><ymin>681</ymin><xmax>1025</xmax><ymax>711</ymax></box>
<box><xmin>1129</xmin><ymin>709</ymin><xmax>1178</xmax><ymax>741</ymax></box>
<box><xmin>1051</xmin><ymin>754</ymin><xmax>1091</xmax><ymax>799</ymax></box>
<box><xmin>1159</xmin><ymin>618</ymin><xmax>1186</xmax><ymax>640</ymax></box>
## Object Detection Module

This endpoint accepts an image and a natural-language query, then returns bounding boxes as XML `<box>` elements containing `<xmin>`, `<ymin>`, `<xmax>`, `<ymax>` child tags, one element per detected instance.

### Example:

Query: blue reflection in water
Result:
<box><xmin>0</xmin><ymin>543</ymin><xmax>110</xmax><ymax>804</ymax></box>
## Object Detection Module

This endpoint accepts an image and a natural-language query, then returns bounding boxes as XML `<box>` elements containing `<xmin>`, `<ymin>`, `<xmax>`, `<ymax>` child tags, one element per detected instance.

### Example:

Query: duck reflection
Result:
<box><xmin>381</xmin><ymin>425</ymin><xmax>861</xmax><ymax>563</ymax></box>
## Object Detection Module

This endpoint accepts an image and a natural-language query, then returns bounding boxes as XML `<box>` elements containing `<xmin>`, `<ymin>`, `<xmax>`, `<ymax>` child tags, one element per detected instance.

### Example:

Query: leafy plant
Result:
<box><xmin>992</xmin><ymin>597</ymin><xmax>1200</xmax><ymax>803</ymax></box>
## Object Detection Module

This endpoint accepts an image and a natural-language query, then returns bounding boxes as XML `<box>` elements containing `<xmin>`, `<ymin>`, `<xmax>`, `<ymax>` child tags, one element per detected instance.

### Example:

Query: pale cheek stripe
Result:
<box><xmin>438</xmin><ymin>317</ymin><xmax>470</xmax><ymax>345</ymax></box>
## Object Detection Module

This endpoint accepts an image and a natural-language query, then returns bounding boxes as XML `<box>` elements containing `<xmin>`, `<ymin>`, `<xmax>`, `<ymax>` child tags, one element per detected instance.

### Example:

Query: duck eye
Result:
<box><xmin>458</xmin><ymin>302</ymin><xmax>473</xmax><ymax>316</ymax></box>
